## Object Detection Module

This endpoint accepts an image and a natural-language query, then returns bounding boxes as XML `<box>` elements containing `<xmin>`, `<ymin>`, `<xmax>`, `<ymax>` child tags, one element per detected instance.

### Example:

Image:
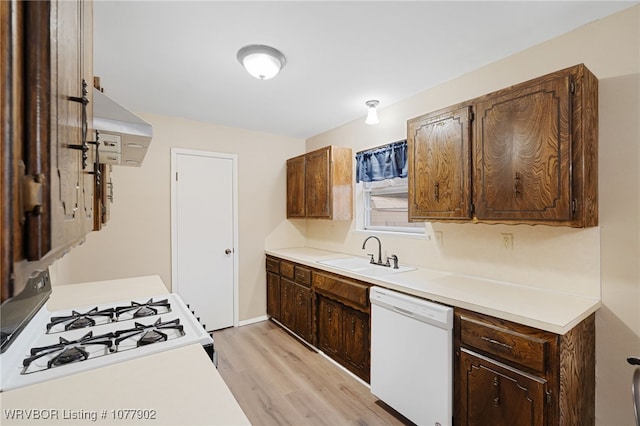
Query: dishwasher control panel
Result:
<box><xmin>370</xmin><ymin>286</ymin><xmax>453</xmax><ymax>329</ymax></box>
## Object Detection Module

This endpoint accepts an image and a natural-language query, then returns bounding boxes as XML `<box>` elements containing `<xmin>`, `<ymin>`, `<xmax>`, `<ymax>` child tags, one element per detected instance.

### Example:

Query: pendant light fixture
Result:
<box><xmin>365</xmin><ymin>100</ymin><xmax>380</xmax><ymax>125</ymax></box>
<box><xmin>237</xmin><ymin>44</ymin><xmax>286</xmax><ymax>80</ymax></box>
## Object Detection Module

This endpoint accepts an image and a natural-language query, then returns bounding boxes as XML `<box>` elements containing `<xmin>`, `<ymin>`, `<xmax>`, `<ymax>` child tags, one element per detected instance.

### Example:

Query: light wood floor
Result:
<box><xmin>213</xmin><ymin>320</ymin><xmax>412</xmax><ymax>426</ymax></box>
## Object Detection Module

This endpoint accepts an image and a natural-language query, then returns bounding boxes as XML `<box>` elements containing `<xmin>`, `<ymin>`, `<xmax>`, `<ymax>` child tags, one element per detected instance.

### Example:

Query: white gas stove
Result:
<box><xmin>0</xmin><ymin>290</ymin><xmax>214</xmax><ymax>392</ymax></box>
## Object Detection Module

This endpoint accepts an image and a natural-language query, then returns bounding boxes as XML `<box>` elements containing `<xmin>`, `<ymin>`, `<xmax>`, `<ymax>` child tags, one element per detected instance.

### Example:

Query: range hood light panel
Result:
<box><xmin>93</xmin><ymin>88</ymin><xmax>152</xmax><ymax>167</ymax></box>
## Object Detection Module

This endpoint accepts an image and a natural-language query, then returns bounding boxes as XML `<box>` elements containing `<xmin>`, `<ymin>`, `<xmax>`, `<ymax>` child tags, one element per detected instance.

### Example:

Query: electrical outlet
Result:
<box><xmin>434</xmin><ymin>231</ymin><xmax>443</xmax><ymax>247</ymax></box>
<box><xmin>501</xmin><ymin>233</ymin><xmax>513</xmax><ymax>250</ymax></box>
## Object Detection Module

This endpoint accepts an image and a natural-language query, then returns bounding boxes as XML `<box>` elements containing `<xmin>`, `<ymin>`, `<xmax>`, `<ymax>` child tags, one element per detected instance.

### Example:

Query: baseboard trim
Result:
<box><xmin>238</xmin><ymin>315</ymin><xmax>268</xmax><ymax>327</ymax></box>
<box><xmin>317</xmin><ymin>351</ymin><xmax>370</xmax><ymax>389</ymax></box>
<box><xmin>268</xmin><ymin>318</ymin><xmax>370</xmax><ymax>388</ymax></box>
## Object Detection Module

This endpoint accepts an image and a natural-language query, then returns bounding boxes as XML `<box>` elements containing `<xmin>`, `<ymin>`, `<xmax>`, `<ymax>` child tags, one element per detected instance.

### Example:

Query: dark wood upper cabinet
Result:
<box><xmin>305</xmin><ymin>147</ymin><xmax>331</xmax><ymax>218</ymax></box>
<box><xmin>474</xmin><ymin>72</ymin><xmax>572</xmax><ymax>223</ymax></box>
<box><xmin>408</xmin><ymin>64</ymin><xmax>598</xmax><ymax>227</ymax></box>
<box><xmin>286</xmin><ymin>145</ymin><xmax>353</xmax><ymax>220</ymax></box>
<box><xmin>286</xmin><ymin>155</ymin><xmax>305</xmax><ymax>218</ymax></box>
<box><xmin>1</xmin><ymin>0</ymin><xmax>94</xmax><ymax>302</ymax></box>
<box><xmin>48</xmin><ymin>0</ymin><xmax>95</xmax><ymax>255</ymax></box>
<box><xmin>408</xmin><ymin>105</ymin><xmax>473</xmax><ymax>220</ymax></box>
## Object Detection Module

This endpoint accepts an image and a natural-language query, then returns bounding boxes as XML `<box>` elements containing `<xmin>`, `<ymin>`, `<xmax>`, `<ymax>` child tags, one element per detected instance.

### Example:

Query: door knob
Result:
<box><xmin>224</xmin><ymin>248</ymin><xmax>232</xmax><ymax>255</ymax></box>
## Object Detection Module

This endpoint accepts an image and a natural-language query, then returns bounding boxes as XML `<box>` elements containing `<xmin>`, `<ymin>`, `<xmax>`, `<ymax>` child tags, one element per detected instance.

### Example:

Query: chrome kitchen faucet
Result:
<box><xmin>362</xmin><ymin>236</ymin><xmax>399</xmax><ymax>268</ymax></box>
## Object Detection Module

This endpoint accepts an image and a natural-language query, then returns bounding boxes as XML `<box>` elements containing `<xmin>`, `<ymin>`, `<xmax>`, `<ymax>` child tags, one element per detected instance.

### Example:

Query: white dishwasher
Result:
<box><xmin>370</xmin><ymin>286</ymin><xmax>453</xmax><ymax>426</ymax></box>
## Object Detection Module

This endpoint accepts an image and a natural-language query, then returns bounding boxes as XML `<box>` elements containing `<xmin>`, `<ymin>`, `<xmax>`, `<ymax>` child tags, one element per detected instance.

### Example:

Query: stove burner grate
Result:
<box><xmin>139</xmin><ymin>330</ymin><xmax>166</xmax><ymax>346</ymax></box>
<box><xmin>52</xmin><ymin>347</ymin><xmax>89</xmax><ymax>367</ymax></box>
<box><xmin>23</xmin><ymin>331</ymin><xmax>114</xmax><ymax>371</ymax></box>
<box><xmin>114</xmin><ymin>318</ymin><xmax>184</xmax><ymax>348</ymax></box>
<box><xmin>46</xmin><ymin>307</ymin><xmax>115</xmax><ymax>332</ymax></box>
<box><xmin>114</xmin><ymin>298</ymin><xmax>171</xmax><ymax>319</ymax></box>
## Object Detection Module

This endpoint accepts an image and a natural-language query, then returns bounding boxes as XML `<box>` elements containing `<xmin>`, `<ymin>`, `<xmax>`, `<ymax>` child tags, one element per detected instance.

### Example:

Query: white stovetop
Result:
<box><xmin>0</xmin><ymin>275</ymin><xmax>250</xmax><ymax>426</ymax></box>
<box><xmin>266</xmin><ymin>247</ymin><xmax>601</xmax><ymax>335</ymax></box>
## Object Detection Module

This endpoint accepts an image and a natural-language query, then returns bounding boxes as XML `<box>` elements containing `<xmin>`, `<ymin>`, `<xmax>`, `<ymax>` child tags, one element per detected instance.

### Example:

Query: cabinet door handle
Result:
<box><xmin>493</xmin><ymin>376</ymin><xmax>501</xmax><ymax>407</ymax></box>
<box><xmin>480</xmin><ymin>336</ymin><xmax>513</xmax><ymax>350</ymax></box>
<box><xmin>68</xmin><ymin>79</ymin><xmax>90</xmax><ymax>169</ymax></box>
<box><xmin>514</xmin><ymin>172</ymin><xmax>521</xmax><ymax>198</ymax></box>
<box><xmin>87</xmin><ymin>131</ymin><xmax>101</xmax><ymax>189</ymax></box>
<box><xmin>434</xmin><ymin>181</ymin><xmax>440</xmax><ymax>202</ymax></box>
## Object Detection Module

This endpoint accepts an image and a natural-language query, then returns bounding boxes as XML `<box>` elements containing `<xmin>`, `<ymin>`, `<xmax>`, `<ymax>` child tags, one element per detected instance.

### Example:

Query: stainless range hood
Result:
<box><xmin>92</xmin><ymin>88</ymin><xmax>153</xmax><ymax>167</ymax></box>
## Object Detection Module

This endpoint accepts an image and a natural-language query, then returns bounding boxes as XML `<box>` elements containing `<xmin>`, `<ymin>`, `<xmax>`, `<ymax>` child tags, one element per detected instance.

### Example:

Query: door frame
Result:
<box><xmin>170</xmin><ymin>148</ymin><xmax>239</xmax><ymax>328</ymax></box>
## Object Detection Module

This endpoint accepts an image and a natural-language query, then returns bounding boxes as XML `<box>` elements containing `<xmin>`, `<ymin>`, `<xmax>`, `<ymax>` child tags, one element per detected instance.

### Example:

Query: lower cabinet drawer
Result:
<box><xmin>459</xmin><ymin>313</ymin><xmax>552</xmax><ymax>374</ymax></box>
<box><xmin>312</xmin><ymin>271</ymin><xmax>369</xmax><ymax>310</ymax></box>
<box><xmin>280</xmin><ymin>261</ymin><xmax>295</xmax><ymax>280</ymax></box>
<box><xmin>266</xmin><ymin>257</ymin><xmax>280</xmax><ymax>274</ymax></box>
<box><xmin>294</xmin><ymin>266</ymin><xmax>311</xmax><ymax>287</ymax></box>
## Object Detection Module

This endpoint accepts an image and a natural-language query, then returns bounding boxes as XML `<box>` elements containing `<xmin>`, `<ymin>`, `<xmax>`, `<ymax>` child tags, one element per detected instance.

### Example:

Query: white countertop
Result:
<box><xmin>266</xmin><ymin>247</ymin><xmax>600</xmax><ymax>334</ymax></box>
<box><xmin>0</xmin><ymin>276</ymin><xmax>250</xmax><ymax>426</ymax></box>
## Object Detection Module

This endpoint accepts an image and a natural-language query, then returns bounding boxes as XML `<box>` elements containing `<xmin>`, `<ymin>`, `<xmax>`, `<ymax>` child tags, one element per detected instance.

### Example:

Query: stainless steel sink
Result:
<box><xmin>317</xmin><ymin>257</ymin><xmax>416</xmax><ymax>277</ymax></box>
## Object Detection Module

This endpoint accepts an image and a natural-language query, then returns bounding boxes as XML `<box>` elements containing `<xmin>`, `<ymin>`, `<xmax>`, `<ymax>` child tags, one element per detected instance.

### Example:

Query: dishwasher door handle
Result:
<box><xmin>393</xmin><ymin>306</ymin><xmax>415</xmax><ymax>317</ymax></box>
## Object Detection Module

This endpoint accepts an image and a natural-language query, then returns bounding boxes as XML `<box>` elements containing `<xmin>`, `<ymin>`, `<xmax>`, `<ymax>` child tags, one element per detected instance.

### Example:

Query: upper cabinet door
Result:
<box><xmin>473</xmin><ymin>75</ymin><xmax>572</xmax><ymax>222</ymax></box>
<box><xmin>408</xmin><ymin>105</ymin><xmax>472</xmax><ymax>220</ymax></box>
<box><xmin>305</xmin><ymin>147</ymin><xmax>331</xmax><ymax>218</ymax></box>
<box><xmin>406</xmin><ymin>64</ymin><xmax>597</xmax><ymax>227</ymax></box>
<box><xmin>48</xmin><ymin>0</ymin><xmax>94</xmax><ymax>256</ymax></box>
<box><xmin>286</xmin><ymin>155</ymin><xmax>305</xmax><ymax>218</ymax></box>
<box><xmin>285</xmin><ymin>145</ymin><xmax>353</xmax><ymax>221</ymax></box>
<box><xmin>22</xmin><ymin>0</ymin><xmax>94</xmax><ymax>260</ymax></box>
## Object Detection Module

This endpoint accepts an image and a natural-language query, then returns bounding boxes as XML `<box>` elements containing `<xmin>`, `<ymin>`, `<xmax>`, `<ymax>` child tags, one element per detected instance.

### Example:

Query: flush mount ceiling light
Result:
<box><xmin>365</xmin><ymin>100</ymin><xmax>380</xmax><ymax>125</ymax></box>
<box><xmin>237</xmin><ymin>44</ymin><xmax>286</xmax><ymax>80</ymax></box>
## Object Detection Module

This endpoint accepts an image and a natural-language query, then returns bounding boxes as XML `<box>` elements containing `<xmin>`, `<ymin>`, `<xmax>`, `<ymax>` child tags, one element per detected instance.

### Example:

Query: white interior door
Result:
<box><xmin>171</xmin><ymin>149</ymin><xmax>237</xmax><ymax>331</ymax></box>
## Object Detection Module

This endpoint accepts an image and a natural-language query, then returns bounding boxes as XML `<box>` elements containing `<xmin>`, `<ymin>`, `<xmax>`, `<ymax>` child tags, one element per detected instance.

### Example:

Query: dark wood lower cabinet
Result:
<box><xmin>317</xmin><ymin>295</ymin><xmax>370</xmax><ymax>382</ymax></box>
<box><xmin>266</xmin><ymin>255</ymin><xmax>595</xmax><ymax>421</ymax></box>
<box><xmin>455</xmin><ymin>308</ymin><xmax>595</xmax><ymax>426</ymax></box>
<box><xmin>317</xmin><ymin>296</ymin><xmax>342</xmax><ymax>358</ymax></box>
<box><xmin>294</xmin><ymin>284</ymin><xmax>312</xmax><ymax>342</ymax></box>
<box><xmin>266</xmin><ymin>270</ymin><xmax>280</xmax><ymax>319</ymax></box>
<box><xmin>342</xmin><ymin>307</ymin><xmax>369</xmax><ymax>379</ymax></box>
<box><xmin>459</xmin><ymin>349</ymin><xmax>546</xmax><ymax>426</ymax></box>
<box><xmin>266</xmin><ymin>257</ymin><xmax>314</xmax><ymax>343</ymax></box>
<box><xmin>278</xmin><ymin>277</ymin><xmax>314</xmax><ymax>343</ymax></box>
<box><xmin>266</xmin><ymin>256</ymin><xmax>371</xmax><ymax>382</ymax></box>
<box><xmin>280</xmin><ymin>278</ymin><xmax>296</xmax><ymax>330</ymax></box>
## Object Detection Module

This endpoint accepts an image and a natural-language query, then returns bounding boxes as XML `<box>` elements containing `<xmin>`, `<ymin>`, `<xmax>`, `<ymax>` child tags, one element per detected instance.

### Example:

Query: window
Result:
<box><xmin>362</xmin><ymin>177</ymin><xmax>424</xmax><ymax>234</ymax></box>
<box><xmin>355</xmin><ymin>140</ymin><xmax>423</xmax><ymax>235</ymax></box>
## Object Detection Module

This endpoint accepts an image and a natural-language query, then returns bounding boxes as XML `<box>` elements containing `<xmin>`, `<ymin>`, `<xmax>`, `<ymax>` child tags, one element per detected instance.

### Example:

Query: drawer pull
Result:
<box><xmin>481</xmin><ymin>336</ymin><xmax>513</xmax><ymax>350</ymax></box>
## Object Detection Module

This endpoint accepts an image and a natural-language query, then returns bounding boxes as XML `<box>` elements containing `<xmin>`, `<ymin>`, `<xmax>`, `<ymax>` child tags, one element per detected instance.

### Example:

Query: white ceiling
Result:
<box><xmin>93</xmin><ymin>1</ymin><xmax>637</xmax><ymax>139</ymax></box>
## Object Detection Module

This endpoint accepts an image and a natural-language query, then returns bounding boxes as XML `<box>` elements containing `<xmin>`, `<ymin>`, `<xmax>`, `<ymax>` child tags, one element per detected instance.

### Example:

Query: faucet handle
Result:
<box><xmin>367</xmin><ymin>253</ymin><xmax>375</xmax><ymax>264</ymax></box>
<box><xmin>387</xmin><ymin>254</ymin><xmax>399</xmax><ymax>269</ymax></box>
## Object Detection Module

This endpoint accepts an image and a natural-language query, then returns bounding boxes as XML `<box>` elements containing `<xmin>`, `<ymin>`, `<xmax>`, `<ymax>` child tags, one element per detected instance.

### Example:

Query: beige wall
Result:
<box><xmin>53</xmin><ymin>5</ymin><xmax>639</xmax><ymax>425</ymax></box>
<box><xmin>54</xmin><ymin>114</ymin><xmax>305</xmax><ymax>322</ymax></box>
<box><xmin>304</xmin><ymin>6</ymin><xmax>640</xmax><ymax>425</ymax></box>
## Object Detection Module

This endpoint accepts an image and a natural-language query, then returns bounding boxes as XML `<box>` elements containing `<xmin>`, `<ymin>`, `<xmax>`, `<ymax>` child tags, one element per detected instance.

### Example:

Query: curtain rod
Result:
<box><xmin>355</xmin><ymin>139</ymin><xmax>407</xmax><ymax>156</ymax></box>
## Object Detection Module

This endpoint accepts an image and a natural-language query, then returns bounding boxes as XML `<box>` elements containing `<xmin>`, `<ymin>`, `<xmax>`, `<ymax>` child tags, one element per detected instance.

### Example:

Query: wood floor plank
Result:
<box><xmin>213</xmin><ymin>320</ymin><xmax>412</xmax><ymax>426</ymax></box>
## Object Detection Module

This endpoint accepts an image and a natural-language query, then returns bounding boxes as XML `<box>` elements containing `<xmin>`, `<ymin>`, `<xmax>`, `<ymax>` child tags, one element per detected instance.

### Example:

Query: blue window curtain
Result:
<box><xmin>355</xmin><ymin>140</ymin><xmax>408</xmax><ymax>183</ymax></box>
